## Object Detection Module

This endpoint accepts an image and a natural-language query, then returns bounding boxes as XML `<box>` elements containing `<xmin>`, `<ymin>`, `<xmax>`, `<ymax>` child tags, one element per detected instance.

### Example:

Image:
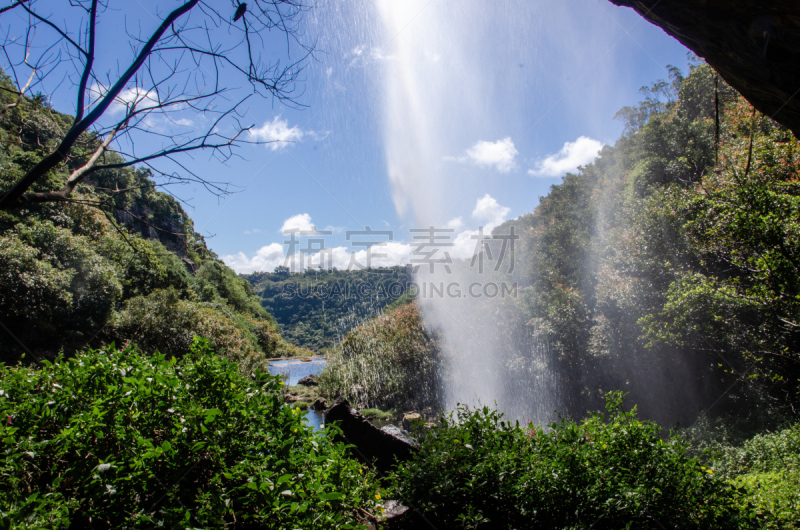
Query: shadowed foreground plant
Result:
<box><xmin>0</xmin><ymin>338</ymin><xmax>381</xmax><ymax>529</ymax></box>
<box><xmin>389</xmin><ymin>392</ymin><xmax>749</xmax><ymax>529</ymax></box>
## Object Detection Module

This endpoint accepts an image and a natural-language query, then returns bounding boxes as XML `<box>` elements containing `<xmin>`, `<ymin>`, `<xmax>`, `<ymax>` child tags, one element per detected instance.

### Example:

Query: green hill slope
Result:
<box><xmin>244</xmin><ymin>266</ymin><xmax>413</xmax><ymax>351</ymax></box>
<box><xmin>0</xmin><ymin>72</ymin><xmax>309</xmax><ymax>368</ymax></box>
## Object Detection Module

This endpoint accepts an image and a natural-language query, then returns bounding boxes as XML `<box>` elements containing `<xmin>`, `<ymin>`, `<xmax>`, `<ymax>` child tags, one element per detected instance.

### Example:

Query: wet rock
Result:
<box><xmin>611</xmin><ymin>0</ymin><xmax>800</xmax><ymax>138</ymax></box>
<box><xmin>325</xmin><ymin>398</ymin><xmax>415</xmax><ymax>475</ymax></box>
<box><xmin>297</xmin><ymin>374</ymin><xmax>318</xmax><ymax>386</ymax></box>
<box><xmin>311</xmin><ymin>397</ymin><xmax>327</xmax><ymax>411</ymax></box>
<box><xmin>380</xmin><ymin>425</ymin><xmax>415</xmax><ymax>445</ymax></box>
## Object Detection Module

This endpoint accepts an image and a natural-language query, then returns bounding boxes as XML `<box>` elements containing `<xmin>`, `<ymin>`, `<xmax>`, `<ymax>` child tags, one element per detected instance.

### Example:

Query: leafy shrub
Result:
<box><xmin>0</xmin><ymin>338</ymin><xmax>382</xmax><ymax>529</ymax></box>
<box><xmin>319</xmin><ymin>304</ymin><xmax>442</xmax><ymax>411</ymax></box>
<box><xmin>389</xmin><ymin>392</ymin><xmax>746</xmax><ymax>529</ymax></box>
<box><xmin>708</xmin><ymin>422</ymin><xmax>800</xmax><ymax>528</ymax></box>
<box><xmin>111</xmin><ymin>288</ymin><xmax>268</xmax><ymax>373</ymax></box>
<box><xmin>195</xmin><ymin>260</ymin><xmax>270</xmax><ymax>320</ymax></box>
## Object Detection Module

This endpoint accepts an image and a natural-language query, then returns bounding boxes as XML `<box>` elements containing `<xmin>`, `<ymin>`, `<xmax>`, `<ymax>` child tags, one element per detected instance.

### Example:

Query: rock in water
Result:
<box><xmin>311</xmin><ymin>397</ymin><xmax>327</xmax><ymax>411</ymax></box>
<box><xmin>297</xmin><ymin>374</ymin><xmax>318</xmax><ymax>386</ymax></box>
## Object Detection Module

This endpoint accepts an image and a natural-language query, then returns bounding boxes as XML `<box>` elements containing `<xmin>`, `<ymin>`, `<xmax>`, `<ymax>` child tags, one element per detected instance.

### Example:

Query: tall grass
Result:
<box><xmin>319</xmin><ymin>304</ymin><xmax>442</xmax><ymax>412</ymax></box>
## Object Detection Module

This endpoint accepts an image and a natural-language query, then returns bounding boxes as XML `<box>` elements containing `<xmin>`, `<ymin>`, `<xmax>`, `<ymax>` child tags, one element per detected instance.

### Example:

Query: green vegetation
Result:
<box><xmin>245</xmin><ymin>266</ymin><xmax>413</xmax><ymax>351</ymax></box>
<box><xmin>319</xmin><ymin>303</ymin><xmax>442</xmax><ymax>412</ymax></box>
<box><xmin>0</xmin><ymin>72</ymin><xmax>308</xmax><ymax>367</ymax></box>
<box><xmin>0</xmin><ymin>338</ymin><xmax>383</xmax><ymax>529</ymax></box>
<box><xmin>389</xmin><ymin>392</ymin><xmax>744</xmax><ymax>529</ymax></box>
<box><xmin>476</xmin><ymin>58</ymin><xmax>800</xmax><ymax>424</ymax></box>
<box><xmin>708</xmin><ymin>424</ymin><xmax>800</xmax><ymax>528</ymax></box>
<box><xmin>361</xmin><ymin>408</ymin><xmax>396</xmax><ymax>421</ymax></box>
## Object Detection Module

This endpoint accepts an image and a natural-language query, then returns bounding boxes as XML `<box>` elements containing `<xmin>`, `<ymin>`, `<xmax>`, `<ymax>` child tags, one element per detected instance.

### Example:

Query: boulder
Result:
<box><xmin>380</xmin><ymin>425</ymin><xmax>415</xmax><ymax>445</ymax></box>
<box><xmin>402</xmin><ymin>412</ymin><xmax>421</xmax><ymax>431</ymax></box>
<box><xmin>297</xmin><ymin>374</ymin><xmax>318</xmax><ymax>386</ymax></box>
<box><xmin>325</xmin><ymin>398</ymin><xmax>415</xmax><ymax>475</ymax></box>
<box><xmin>311</xmin><ymin>397</ymin><xmax>327</xmax><ymax>411</ymax></box>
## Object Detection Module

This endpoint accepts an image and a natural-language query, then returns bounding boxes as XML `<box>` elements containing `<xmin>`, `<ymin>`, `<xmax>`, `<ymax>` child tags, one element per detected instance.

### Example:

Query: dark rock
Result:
<box><xmin>380</xmin><ymin>501</ymin><xmax>430</xmax><ymax>530</ymax></box>
<box><xmin>325</xmin><ymin>398</ymin><xmax>415</xmax><ymax>475</ymax></box>
<box><xmin>380</xmin><ymin>425</ymin><xmax>415</xmax><ymax>445</ymax></box>
<box><xmin>297</xmin><ymin>374</ymin><xmax>318</xmax><ymax>386</ymax></box>
<box><xmin>610</xmin><ymin>1</ymin><xmax>800</xmax><ymax>138</ymax></box>
<box><xmin>311</xmin><ymin>397</ymin><xmax>327</xmax><ymax>411</ymax></box>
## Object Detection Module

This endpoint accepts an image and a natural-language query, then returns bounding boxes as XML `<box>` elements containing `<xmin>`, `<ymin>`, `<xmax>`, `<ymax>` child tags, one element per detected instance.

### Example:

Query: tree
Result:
<box><xmin>0</xmin><ymin>0</ymin><xmax>312</xmax><ymax>210</ymax></box>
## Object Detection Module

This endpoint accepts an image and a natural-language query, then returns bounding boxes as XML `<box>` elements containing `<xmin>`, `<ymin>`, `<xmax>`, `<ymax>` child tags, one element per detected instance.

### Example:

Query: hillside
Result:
<box><xmin>243</xmin><ymin>266</ymin><xmax>413</xmax><ymax>351</ymax></box>
<box><xmin>322</xmin><ymin>60</ymin><xmax>800</xmax><ymax>432</ymax></box>
<box><xmin>0</xmin><ymin>72</ymin><xmax>309</xmax><ymax>368</ymax></box>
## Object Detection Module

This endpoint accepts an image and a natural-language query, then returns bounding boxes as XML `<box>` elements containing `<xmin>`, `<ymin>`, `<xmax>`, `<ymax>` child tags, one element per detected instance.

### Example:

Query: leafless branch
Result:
<box><xmin>0</xmin><ymin>0</ymin><xmax>313</xmax><ymax>210</ymax></box>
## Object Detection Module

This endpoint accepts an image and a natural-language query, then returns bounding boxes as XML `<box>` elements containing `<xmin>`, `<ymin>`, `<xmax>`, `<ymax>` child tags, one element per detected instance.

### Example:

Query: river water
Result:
<box><xmin>268</xmin><ymin>357</ymin><xmax>327</xmax><ymax>431</ymax></box>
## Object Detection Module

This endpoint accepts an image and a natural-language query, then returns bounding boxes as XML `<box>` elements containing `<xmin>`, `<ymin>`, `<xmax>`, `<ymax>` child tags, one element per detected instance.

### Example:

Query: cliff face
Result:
<box><xmin>610</xmin><ymin>1</ymin><xmax>800</xmax><ymax>138</ymax></box>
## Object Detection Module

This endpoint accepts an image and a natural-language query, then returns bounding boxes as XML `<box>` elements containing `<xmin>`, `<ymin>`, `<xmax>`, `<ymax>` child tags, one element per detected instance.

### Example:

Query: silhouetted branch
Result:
<box><xmin>0</xmin><ymin>0</ymin><xmax>313</xmax><ymax>209</ymax></box>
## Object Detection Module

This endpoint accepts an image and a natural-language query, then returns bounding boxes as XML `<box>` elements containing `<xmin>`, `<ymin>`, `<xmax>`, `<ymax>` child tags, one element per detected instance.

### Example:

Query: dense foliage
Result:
<box><xmin>478</xmin><ymin>58</ymin><xmax>800</xmax><ymax>425</ymax></box>
<box><xmin>0</xmin><ymin>339</ymin><xmax>382</xmax><ymax>529</ymax></box>
<box><xmin>708</xmin><ymin>423</ymin><xmax>800</xmax><ymax>529</ymax></box>
<box><xmin>245</xmin><ymin>266</ymin><xmax>413</xmax><ymax>351</ymax></box>
<box><xmin>389</xmin><ymin>392</ymin><xmax>745</xmax><ymax>529</ymax></box>
<box><xmin>319</xmin><ymin>303</ymin><xmax>442</xmax><ymax>412</ymax></box>
<box><xmin>0</xmin><ymin>72</ymin><xmax>308</xmax><ymax>366</ymax></box>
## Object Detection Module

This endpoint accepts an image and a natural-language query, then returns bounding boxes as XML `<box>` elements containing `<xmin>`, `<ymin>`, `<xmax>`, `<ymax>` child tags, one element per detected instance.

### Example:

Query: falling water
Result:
<box><xmin>304</xmin><ymin>1</ymin><xmax>650</xmax><ymax>423</ymax></box>
<box><xmin>374</xmin><ymin>1</ymin><xmax>562</xmax><ymax>422</ymax></box>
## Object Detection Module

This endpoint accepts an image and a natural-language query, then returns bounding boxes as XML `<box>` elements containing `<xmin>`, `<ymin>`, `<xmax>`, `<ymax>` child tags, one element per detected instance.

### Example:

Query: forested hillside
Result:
<box><xmin>244</xmin><ymin>266</ymin><xmax>413</xmax><ymax>351</ymax></box>
<box><xmin>327</xmin><ymin>59</ymin><xmax>800</xmax><ymax>434</ymax></box>
<box><xmin>492</xmin><ymin>58</ymin><xmax>800</xmax><ymax>427</ymax></box>
<box><xmin>0</xmin><ymin>72</ymin><xmax>310</xmax><ymax>368</ymax></box>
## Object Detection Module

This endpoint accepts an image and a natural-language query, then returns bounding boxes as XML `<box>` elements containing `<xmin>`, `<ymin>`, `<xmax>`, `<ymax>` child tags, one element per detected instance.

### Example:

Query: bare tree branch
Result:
<box><xmin>0</xmin><ymin>0</ymin><xmax>313</xmax><ymax>210</ymax></box>
<box><xmin>0</xmin><ymin>0</ymin><xmax>31</xmax><ymax>16</ymax></box>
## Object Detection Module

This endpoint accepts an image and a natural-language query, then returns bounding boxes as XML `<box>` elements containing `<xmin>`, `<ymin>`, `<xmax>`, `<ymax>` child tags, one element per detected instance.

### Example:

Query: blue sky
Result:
<box><xmin>5</xmin><ymin>1</ymin><xmax>692</xmax><ymax>273</ymax></box>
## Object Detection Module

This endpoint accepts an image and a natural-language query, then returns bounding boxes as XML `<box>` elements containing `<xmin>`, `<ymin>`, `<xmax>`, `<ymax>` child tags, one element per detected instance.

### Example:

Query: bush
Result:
<box><xmin>111</xmin><ymin>288</ymin><xmax>271</xmax><ymax>373</ymax></box>
<box><xmin>388</xmin><ymin>392</ymin><xmax>746</xmax><ymax>529</ymax></box>
<box><xmin>319</xmin><ymin>304</ymin><xmax>442</xmax><ymax>411</ymax></box>
<box><xmin>709</xmin><ymin>422</ymin><xmax>800</xmax><ymax>528</ymax></box>
<box><xmin>0</xmin><ymin>338</ymin><xmax>383</xmax><ymax>529</ymax></box>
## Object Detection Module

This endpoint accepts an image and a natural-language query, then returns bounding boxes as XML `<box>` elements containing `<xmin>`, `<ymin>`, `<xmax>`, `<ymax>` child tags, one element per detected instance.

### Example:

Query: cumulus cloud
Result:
<box><xmin>528</xmin><ymin>136</ymin><xmax>604</xmax><ymax>178</ymax></box>
<box><xmin>223</xmin><ymin>241</ymin><xmax>415</xmax><ymax>274</ymax></box>
<box><xmin>221</xmin><ymin>243</ymin><xmax>285</xmax><ymax>274</ymax></box>
<box><xmin>249</xmin><ymin>116</ymin><xmax>305</xmax><ymax>150</ymax></box>
<box><xmin>465</xmin><ymin>137</ymin><xmax>518</xmax><ymax>173</ymax></box>
<box><xmin>446</xmin><ymin>217</ymin><xmax>464</xmax><ymax>231</ymax></box>
<box><xmin>280</xmin><ymin>213</ymin><xmax>318</xmax><ymax>234</ymax></box>
<box><xmin>472</xmin><ymin>194</ymin><xmax>510</xmax><ymax>230</ymax></box>
<box><xmin>223</xmin><ymin>197</ymin><xmax>512</xmax><ymax>274</ymax></box>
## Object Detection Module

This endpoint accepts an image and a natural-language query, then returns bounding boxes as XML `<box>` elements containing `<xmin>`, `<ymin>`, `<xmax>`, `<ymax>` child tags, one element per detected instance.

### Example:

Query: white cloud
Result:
<box><xmin>465</xmin><ymin>137</ymin><xmax>518</xmax><ymax>173</ymax></box>
<box><xmin>280</xmin><ymin>213</ymin><xmax>317</xmax><ymax>233</ymax></box>
<box><xmin>89</xmin><ymin>84</ymin><xmax>160</xmax><ymax>116</ymax></box>
<box><xmin>221</xmin><ymin>243</ymin><xmax>285</xmax><ymax>274</ymax></box>
<box><xmin>446</xmin><ymin>217</ymin><xmax>464</xmax><ymax>231</ymax></box>
<box><xmin>472</xmin><ymin>194</ymin><xmax>510</xmax><ymax>230</ymax></box>
<box><xmin>528</xmin><ymin>136</ymin><xmax>604</xmax><ymax>178</ymax></box>
<box><xmin>171</xmin><ymin>117</ymin><xmax>194</xmax><ymax>127</ymax></box>
<box><xmin>224</xmin><ymin>197</ymin><xmax>512</xmax><ymax>274</ymax></box>
<box><xmin>249</xmin><ymin>116</ymin><xmax>304</xmax><ymax>150</ymax></box>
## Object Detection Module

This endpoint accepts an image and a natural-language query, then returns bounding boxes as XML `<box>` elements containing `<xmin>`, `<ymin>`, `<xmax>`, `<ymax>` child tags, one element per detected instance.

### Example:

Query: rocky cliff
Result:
<box><xmin>610</xmin><ymin>1</ymin><xmax>800</xmax><ymax>137</ymax></box>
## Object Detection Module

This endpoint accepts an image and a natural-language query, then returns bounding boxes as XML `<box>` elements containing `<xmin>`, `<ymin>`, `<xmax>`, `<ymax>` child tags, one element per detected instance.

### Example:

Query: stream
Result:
<box><xmin>268</xmin><ymin>357</ymin><xmax>327</xmax><ymax>431</ymax></box>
